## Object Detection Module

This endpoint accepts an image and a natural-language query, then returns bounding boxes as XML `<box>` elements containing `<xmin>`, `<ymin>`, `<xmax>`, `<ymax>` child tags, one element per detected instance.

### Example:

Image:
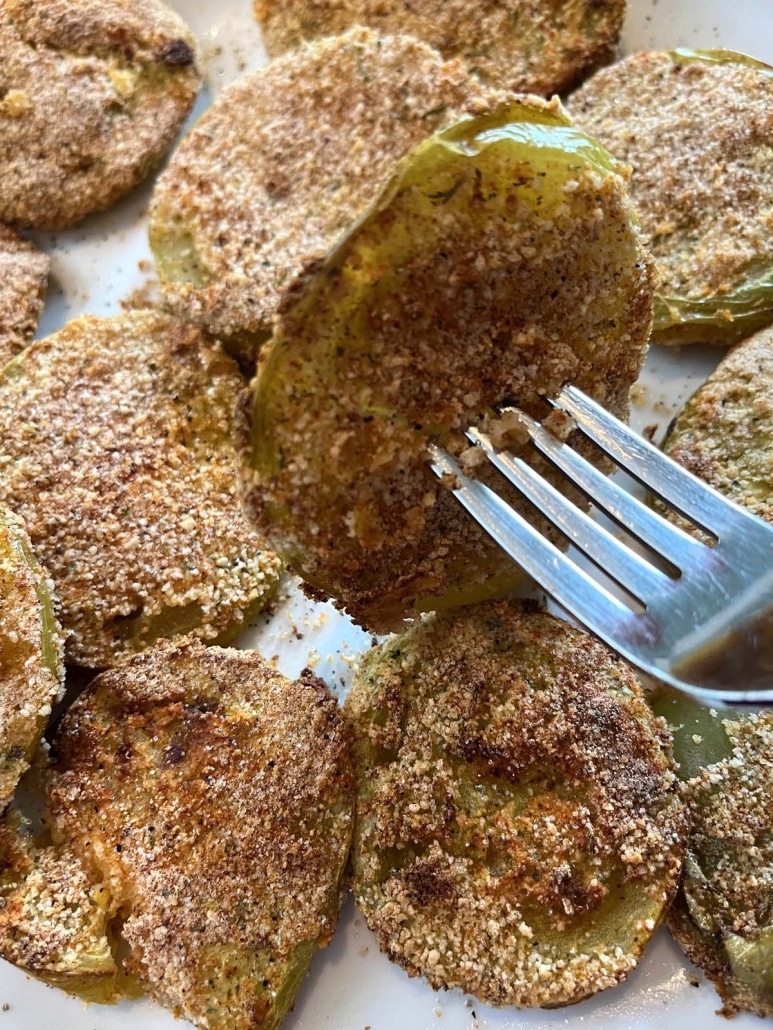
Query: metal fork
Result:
<box><xmin>428</xmin><ymin>385</ymin><xmax>773</xmax><ymax>706</ymax></box>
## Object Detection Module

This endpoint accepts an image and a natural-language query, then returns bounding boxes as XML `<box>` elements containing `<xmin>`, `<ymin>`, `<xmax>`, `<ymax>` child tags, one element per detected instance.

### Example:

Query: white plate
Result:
<box><xmin>5</xmin><ymin>1</ymin><xmax>773</xmax><ymax>1027</ymax></box>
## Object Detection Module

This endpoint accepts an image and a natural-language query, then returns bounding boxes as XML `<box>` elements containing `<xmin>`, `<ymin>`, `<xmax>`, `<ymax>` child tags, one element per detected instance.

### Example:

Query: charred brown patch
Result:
<box><xmin>159</xmin><ymin>39</ymin><xmax>195</xmax><ymax>67</ymax></box>
<box><xmin>162</xmin><ymin>743</ymin><xmax>186</xmax><ymax>767</ymax></box>
<box><xmin>547</xmin><ymin>863</ymin><xmax>605</xmax><ymax>916</ymax></box>
<box><xmin>402</xmin><ymin>858</ymin><xmax>456</xmax><ymax>908</ymax></box>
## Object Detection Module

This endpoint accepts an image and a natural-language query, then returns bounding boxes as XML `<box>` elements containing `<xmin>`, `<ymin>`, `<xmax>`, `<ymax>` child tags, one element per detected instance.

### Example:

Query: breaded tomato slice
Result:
<box><xmin>149</xmin><ymin>27</ymin><xmax>511</xmax><ymax>346</ymax></box>
<box><xmin>0</xmin><ymin>809</ymin><xmax>121</xmax><ymax>1002</ymax></box>
<box><xmin>48</xmin><ymin>639</ymin><xmax>355</xmax><ymax>1030</ymax></box>
<box><xmin>0</xmin><ymin>225</ymin><xmax>48</xmax><ymax>368</ymax></box>
<box><xmin>239</xmin><ymin>99</ymin><xmax>655</xmax><ymax>632</ymax></box>
<box><xmin>0</xmin><ymin>312</ymin><xmax>283</xmax><ymax>667</ymax></box>
<box><xmin>0</xmin><ymin>507</ymin><xmax>63</xmax><ymax>809</ymax></box>
<box><xmin>0</xmin><ymin>0</ymin><xmax>201</xmax><ymax>229</ymax></box>
<box><xmin>254</xmin><ymin>0</ymin><xmax>625</xmax><ymax>98</ymax></box>
<box><xmin>346</xmin><ymin>600</ymin><xmax>688</xmax><ymax>1008</ymax></box>
<box><xmin>569</xmin><ymin>50</ymin><xmax>773</xmax><ymax>345</ymax></box>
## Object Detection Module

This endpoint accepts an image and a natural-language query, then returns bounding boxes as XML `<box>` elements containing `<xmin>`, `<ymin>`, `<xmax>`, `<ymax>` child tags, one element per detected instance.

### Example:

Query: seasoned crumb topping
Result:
<box><xmin>150</xmin><ymin>26</ymin><xmax>512</xmax><ymax>338</ymax></box>
<box><xmin>239</xmin><ymin>106</ymin><xmax>655</xmax><ymax>631</ymax></box>
<box><xmin>682</xmin><ymin>714</ymin><xmax>773</xmax><ymax>932</ymax></box>
<box><xmin>0</xmin><ymin>508</ymin><xmax>63</xmax><ymax>808</ymax></box>
<box><xmin>345</xmin><ymin>601</ymin><xmax>687</xmax><ymax>1008</ymax></box>
<box><xmin>0</xmin><ymin>816</ymin><xmax>116</xmax><ymax>989</ymax></box>
<box><xmin>0</xmin><ymin>311</ymin><xmax>283</xmax><ymax>668</ymax></box>
<box><xmin>568</xmin><ymin>52</ymin><xmax>773</xmax><ymax>304</ymax></box>
<box><xmin>668</xmin><ymin>712</ymin><xmax>773</xmax><ymax>1018</ymax></box>
<box><xmin>0</xmin><ymin>225</ymin><xmax>48</xmax><ymax>368</ymax></box>
<box><xmin>254</xmin><ymin>0</ymin><xmax>625</xmax><ymax>98</ymax></box>
<box><xmin>47</xmin><ymin>639</ymin><xmax>355</xmax><ymax>1030</ymax></box>
<box><xmin>663</xmin><ymin>325</ymin><xmax>773</xmax><ymax>524</ymax></box>
<box><xmin>0</xmin><ymin>0</ymin><xmax>201</xmax><ymax>229</ymax></box>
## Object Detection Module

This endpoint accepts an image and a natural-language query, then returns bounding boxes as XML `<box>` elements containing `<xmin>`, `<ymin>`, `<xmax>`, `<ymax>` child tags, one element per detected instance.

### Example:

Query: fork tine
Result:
<box><xmin>429</xmin><ymin>440</ymin><xmax>773</xmax><ymax>704</ymax></box>
<box><xmin>512</xmin><ymin>408</ymin><xmax>706</xmax><ymax>572</ymax></box>
<box><xmin>555</xmin><ymin>385</ymin><xmax>741</xmax><ymax>536</ymax></box>
<box><xmin>466</xmin><ymin>427</ymin><xmax>674</xmax><ymax>605</ymax></box>
<box><xmin>427</xmin><ymin>443</ymin><xmax>638</xmax><ymax>633</ymax></box>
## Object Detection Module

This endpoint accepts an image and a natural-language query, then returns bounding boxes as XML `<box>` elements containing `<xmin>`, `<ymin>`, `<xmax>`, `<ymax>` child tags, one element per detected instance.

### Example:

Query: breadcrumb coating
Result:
<box><xmin>0</xmin><ymin>0</ymin><xmax>201</xmax><ymax>229</ymax></box>
<box><xmin>0</xmin><ymin>311</ymin><xmax>283</xmax><ymax>668</ymax></box>
<box><xmin>346</xmin><ymin>601</ymin><xmax>688</xmax><ymax>1008</ymax></box>
<box><xmin>149</xmin><ymin>26</ymin><xmax>511</xmax><ymax>339</ymax></box>
<box><xmin>254</xmin><ymin>0</ymin><xmax>625</xmax><ymax>98</ymax></box>
<box><xmin>0</xmin><ymin>507</ymin><xmax>63</xmax><ymax>809</ymax></box>
<box><xmin>48</xmin><ymin>639</ymin><xmax>355</xmax><ymax>1030</ymax></box>
<box><xmin>668</xmin><ymin>713</ymin><xmax>773</xmax><ymax>1017</ymax></box>
<box><xmin>0</xmin><ymin>225</ymin><xmax>48</xmax><ymax>369</ymax></box>
<box><xmin>239</xmin><ymin>100</ymin><xmax>655</xmax><ymax>631</ymax></box>
<box><xmin>568</xmin><ymin>51</ymin><xmax>773</xmax><ymax>342</ymax></box>
<box><xmin>0</xmin><ymin>813</ymin><xmax>118</xmax><ymax>999</ymax></box>
<box><xmin>662</xmin><ymin>325</ymin><xmax>773</xmax><ymax>523</ymax></box>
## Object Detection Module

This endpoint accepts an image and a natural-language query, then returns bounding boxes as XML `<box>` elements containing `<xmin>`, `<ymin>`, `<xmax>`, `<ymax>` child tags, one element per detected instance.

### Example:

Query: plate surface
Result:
<box><xmin>4</xmin><ymin>0</ymin><xmax>773</xmax><ymax>1026</ymax></box>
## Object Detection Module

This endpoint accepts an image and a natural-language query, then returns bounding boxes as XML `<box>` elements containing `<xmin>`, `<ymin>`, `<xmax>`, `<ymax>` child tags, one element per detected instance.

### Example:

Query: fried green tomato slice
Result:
<box><xmin>0</xmin><ymin>506</ymin><xmax>63</xmax><ymax>810</ymax></box>
<box><xmin>651</xmin><ymin>691</ymin><xmax>773</xmax><ymax>1017</ymax></box>
<box><xmin>47</xmin><ymin>639</ymin><xmax>355</xmax><ymax>1030</ymax></box>
<box><xmin>0</xmin><ymin>810</ymin><xmax>122</xmax><ymax>1002</ymax></box>
<box><xmin>0</xmin><ymin>225</ymin><xmax>48</xmax><ymax>369</ymax></box>
<box><xmin>239</xmin><ymin>99</ymin><xmax>655</xmax><ymax>632</ymax></box>
<box><xmin>568</xmin><ymin>49</ymin><xmax>773</xmax><ymax>345</ymax></box>
<box><xmin>149</xmin><ymin>27</ymin><xmax>511</xmax><ymax>345</ymax></box>
<box><xmin>0</xmin><ymin>0</ymin><xmax>200</xmax><ymax>230</ymax></box>
<box><xmin>661</xmin><ymin>324</ymin><xmax>773</xmax><ymax>524</ymax></box>
<box><xmin>345</xmin><ymin>600</ymin><xmax>687</xmax><ymax>1008</ymax></box>
<box><xmin>254</xmin><ymin>0</ymin><xmax>625</xmax><ymax>98</ymax></box>
<box><xmin>0</xmin><ymin>311</ymin><xmax>283</xmax><ymax>668</ymax></box>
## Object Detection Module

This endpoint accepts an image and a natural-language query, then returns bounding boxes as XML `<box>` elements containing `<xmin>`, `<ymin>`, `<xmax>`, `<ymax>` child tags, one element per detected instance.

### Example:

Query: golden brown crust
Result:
<box><xmin>149</xmin><ymin>26</ymin><xmax>512</xmax><ymax>339</ymax></box>
<box><xmin>0</xmin><ymin>225</ymin><xmax>48</xmax><ymax>369</ymax></box>
<box><xmin>662</xmin><ymin>325</ymin><xmax>773</xmax><ymax>523</ymax></box>
<box><xmin>0</xmin><ymin>311</ymin><xmax>283</xmax><ymax>668</ymax></box>
<box><xmin>0</xmin><ymin>507</ymin><xmax>64</xmax><ymax>810</ymax></box>
<box><xmin>254</xmin><ymin>0</ymin><xmax>625</xmax><ymax>97</ymax></box>
<box><xmin>345</xmin><ymin>600</ymin><xmax>688</xmax><ymax>1008</ymax></box>
<box><xmin>568</xmin><ymin>51</ymin><xmax>773</xmax><ymax>332</ymax></box>
<box><xmin>667</xmin><ymin>714</ymin><xmax>773</xmax><ymax>1018</ymax></box>
<box><xmin>0</xmin><ymin>0</ymin><xmax>201</xmax><ymax>229</ymax></box>
<box><xmin>47</xmin><ymin>639</ymin><xmax>355</xmax><ymax>1030</ymax></box>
